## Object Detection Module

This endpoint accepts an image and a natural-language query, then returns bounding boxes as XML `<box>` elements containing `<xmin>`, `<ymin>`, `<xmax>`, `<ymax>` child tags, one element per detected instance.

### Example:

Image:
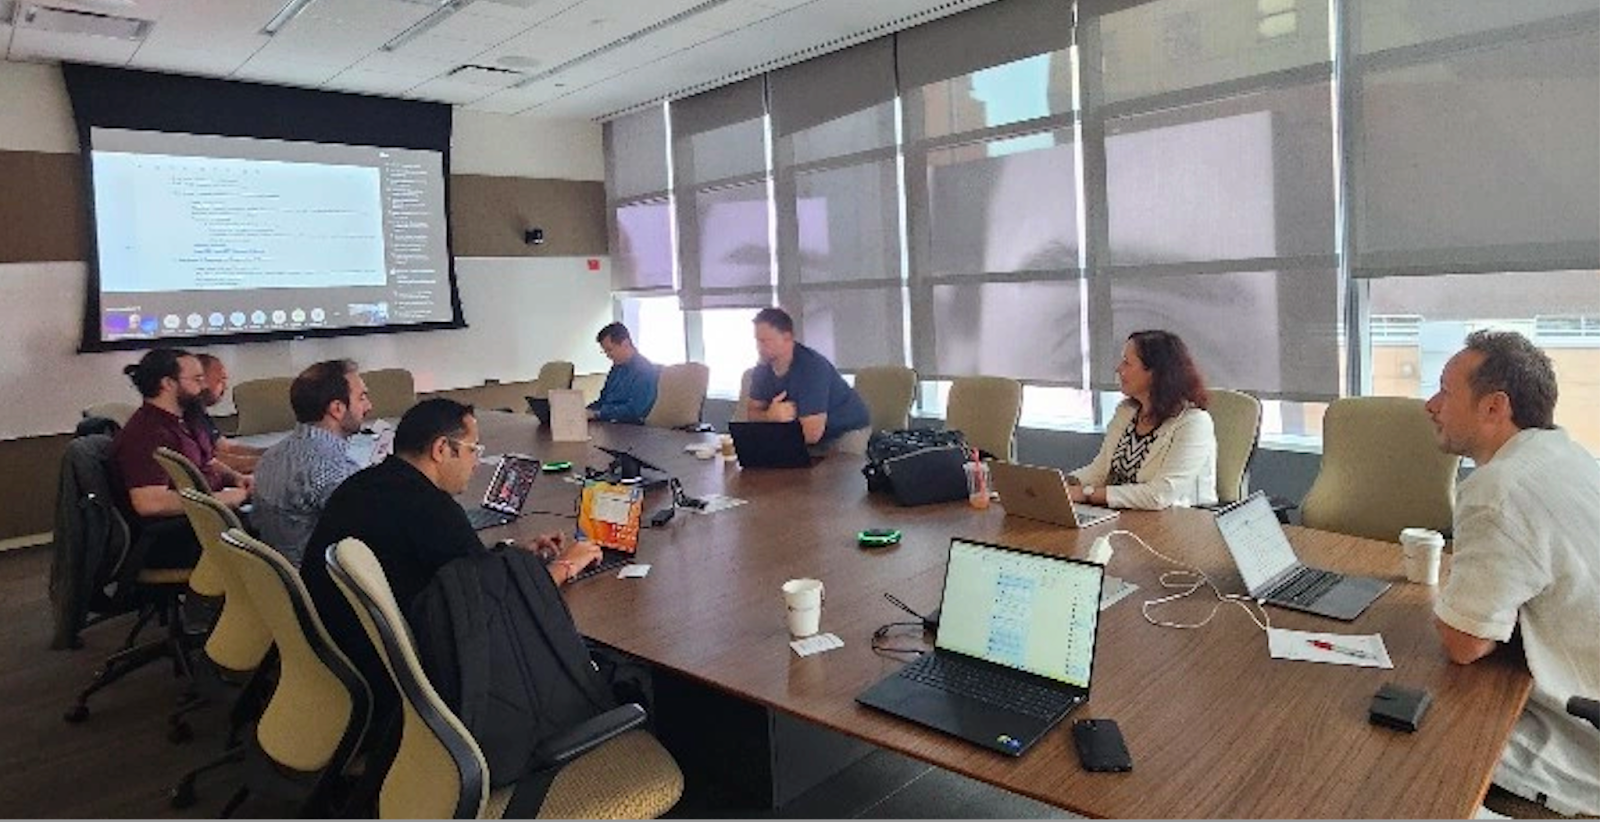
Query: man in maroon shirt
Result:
<box><xmin>110</xmin><ymin>349</ymin><xmax>252</xmax><ymax>567</ymax></box>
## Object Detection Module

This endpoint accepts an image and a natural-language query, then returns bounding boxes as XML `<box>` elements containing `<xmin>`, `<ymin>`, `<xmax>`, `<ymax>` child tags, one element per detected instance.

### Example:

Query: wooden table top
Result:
<box><xmin>470</xmin><ymin>412</ymin><xmax>1531</xmax><ymax>819</ymax></box>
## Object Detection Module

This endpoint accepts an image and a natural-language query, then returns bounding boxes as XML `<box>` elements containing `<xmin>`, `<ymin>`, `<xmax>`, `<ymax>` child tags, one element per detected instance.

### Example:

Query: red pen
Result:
<box><xmin>1308</xmin><ymin>639</ymin><xmax>1376</xmax><ymax>660</ymax></box>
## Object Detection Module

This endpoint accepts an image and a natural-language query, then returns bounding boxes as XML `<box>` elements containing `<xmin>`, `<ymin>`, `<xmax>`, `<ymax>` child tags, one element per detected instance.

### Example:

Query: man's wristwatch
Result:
<box><xmin>553</xmin><ymin>559</ymin><xmax>577</xmax><ymax>584</ymax></box>
<box><xmin>1081</xmin><ymin>485</ymin><xmax>1096</xmax><ymax>501</ymax></box>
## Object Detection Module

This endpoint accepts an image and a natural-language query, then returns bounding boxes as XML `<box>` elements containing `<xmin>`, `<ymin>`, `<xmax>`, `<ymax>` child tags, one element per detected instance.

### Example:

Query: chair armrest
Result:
<box><xmin>531</xmin><ymin>703</ymin><xmax>647</xmax><ymax>769</ymax></box>
<box><xmin>1568</xmin><ymin>696</ymin><xmax>1599</xmax><ymax>731</ymax></box>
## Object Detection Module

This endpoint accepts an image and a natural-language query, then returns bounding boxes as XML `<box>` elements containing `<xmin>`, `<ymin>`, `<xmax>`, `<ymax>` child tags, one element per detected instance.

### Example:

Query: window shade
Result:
<box><xmin>604</xmin><ymin>107</ymin><xmax>673</xmax><ymax>292</ymax></box>
<box><xmin>671</xmin><ymin>77</ymin><xmax>772</xmax><ymax>310</ymax></box>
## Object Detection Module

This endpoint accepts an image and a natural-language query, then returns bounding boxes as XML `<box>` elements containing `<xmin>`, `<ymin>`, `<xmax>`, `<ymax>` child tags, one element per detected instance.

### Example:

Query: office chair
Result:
<box><xmin>175</xmin><ymin>528</ymin><xmax>369</xmax><ymax>817</ymax></box>
<box><xmin>152</xmin><ymin>447</ymin><xmax>226</xmax><ymax>598</ymax></box>
<box><xmin>231</xmin><ymin>376</ymin><xmax>296</xmax><ymax>436</ymax></box>
<box><xmin>326</xmin><ymin>538</ymin><xmax>683</xmax><ymax>819</ymax></box>
<box><xmin>645</xmin><ymin>363</ymin><xmax>710</xmax><ymax>430</ymax></box>
<box><xmin>59</xmin><ymin>437</ymin><xmax>202</xmax><ymax>723</ymax></box>
<box><xmin>946</xmin><ymin>376</ymin><xmax>1022</xmax><ymax>461</ymax></box>
<box><xmin>730</xmin><ymin>368</ymin><xmax>755</xmax><ymax>423</ymax></box>
<box><xmin>1301</xmin><ymin>397</ymin><xmax>1458</xmax><ymax>542</ymax></box>
<box><xmin>81</xmin><ymin>402</ymin><xmax>137</xmax><ymax>428</ymax></box>
<box><xmin>1207</xmin><ymin>388</ymin><xmax>1263</xmax><ymax>505</ymax></box>
<box><xmin>363</xmin><ymin>368</ymin><xmax>417</xmax><ymax>419</ymax></box>
<box><xmin>853</xmin><ymin>365</ymin><xmax>917</xmax><ymax>434</ymax></box>
<box><xmin>527</xmin><ymin>361</ymin><xmax>576</xmax><ymax>400</ymax></box>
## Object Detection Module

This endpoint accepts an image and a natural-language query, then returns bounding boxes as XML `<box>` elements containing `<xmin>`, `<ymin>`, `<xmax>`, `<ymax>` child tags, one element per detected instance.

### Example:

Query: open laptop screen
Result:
<box><xmin>935</xmin><ymin>539</ymin><xmax>1102</xmax><ymax>688</ymax></box>
<box><xmin>482</xmin><ymin>454</ymin><xmax>540</xmax><ymax>514</ymax></box>
<box><xmin>1215</xmin><ymin>493</ymin><xmax>1299</xmax><ymax>594</ymax></box>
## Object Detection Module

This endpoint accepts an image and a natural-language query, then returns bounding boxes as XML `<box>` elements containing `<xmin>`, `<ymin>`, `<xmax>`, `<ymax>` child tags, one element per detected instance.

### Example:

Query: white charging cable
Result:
<box><xmin>1100</xmin><ymin>529</ymin><xmax>1272</xmax><ymax>633</ymax></box>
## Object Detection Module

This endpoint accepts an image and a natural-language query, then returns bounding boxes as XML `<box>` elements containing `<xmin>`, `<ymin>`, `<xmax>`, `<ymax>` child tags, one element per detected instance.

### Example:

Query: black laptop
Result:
<box><xmin>1215</xmin><ymin>492</ymin><xmax>1391</xmax><ymax>621</ymax></box>
<box><xmin>857</xmin><ymin>538</ymin><xmax>1103</xmax><ymax>757</ymax></box>
<box><xmin>728</xmin><ymin>421</ymin><xmax>816</xmax><ymax>468</ymax></box>
<box><xmin>461</xmin><ymin>454</ymin><xmax>540</xmax><ymax>530</ymax></box>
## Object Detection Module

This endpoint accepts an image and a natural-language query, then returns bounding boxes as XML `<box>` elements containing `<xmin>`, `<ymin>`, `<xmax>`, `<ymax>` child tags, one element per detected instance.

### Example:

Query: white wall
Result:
<box><xmin>0</xmin><ymin>61</ymin><xmax>611</xmax><ymax>439</ymax></box>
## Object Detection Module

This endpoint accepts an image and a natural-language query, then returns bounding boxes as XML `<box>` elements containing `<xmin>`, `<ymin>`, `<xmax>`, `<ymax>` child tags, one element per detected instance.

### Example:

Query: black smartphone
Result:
<box><xmin>1072</xmin><ymin>719</ymin><xmax>1132</xmax><ymax>773</ymax></box>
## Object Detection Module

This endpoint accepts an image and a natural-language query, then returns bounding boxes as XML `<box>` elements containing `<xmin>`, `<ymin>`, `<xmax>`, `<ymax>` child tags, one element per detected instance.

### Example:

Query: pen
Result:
<box><xmin>1308</xmin><ymin>639</ymin><xmax>1375</xmax><ymax>660</ymax></box>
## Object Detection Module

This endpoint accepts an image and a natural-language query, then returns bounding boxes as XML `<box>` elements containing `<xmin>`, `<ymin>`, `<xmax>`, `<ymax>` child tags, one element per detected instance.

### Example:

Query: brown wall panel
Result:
<box><xmin>448</xmin><ymin>175</ymin><xmax>607</xmax><ymax>258</ymax></box>
<box><xmin>0</xmin><ymin>433</ymin><xmax>72</xmax><ymax>540</ymax></box>
<box><xmin>0</xmin><ymin>151</ymin><xmax>87</xmax><ymax>264</ymax></box>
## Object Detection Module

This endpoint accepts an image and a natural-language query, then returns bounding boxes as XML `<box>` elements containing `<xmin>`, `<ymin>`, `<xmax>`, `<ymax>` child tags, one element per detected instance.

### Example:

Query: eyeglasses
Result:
<box><xmin>447</xmin><ymin>438</ymin><xmax>486</xmax><ymax>458</ymax></box>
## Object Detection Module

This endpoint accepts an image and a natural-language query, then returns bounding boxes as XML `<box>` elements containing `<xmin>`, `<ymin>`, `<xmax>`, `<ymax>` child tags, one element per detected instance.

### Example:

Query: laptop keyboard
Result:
<box><xmin>569</xmin><ymin>553</ymin><xmax>632</xmax><ymax>582</ymax></box>
<box><xmin>465</xmin><ymin>507</ymin><xmax>514</xmax><ymax>530</ymax></box>
<box><xmin>899</xmin><ymin>654</ymin><xmax>1079</xmax><ymax>721</ymax></box>
<box><xmin>1272</xmin><ymin>568</ymin><xmax>1342</xmax><ymax>606</ymax></box>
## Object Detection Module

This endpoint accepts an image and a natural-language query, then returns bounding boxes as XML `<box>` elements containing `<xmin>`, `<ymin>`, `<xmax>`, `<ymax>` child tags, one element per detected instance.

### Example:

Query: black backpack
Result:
<box><xmin>862</xmin><ymin>428</ymin><xmax>973</xmax><ymax>506</ymax></box>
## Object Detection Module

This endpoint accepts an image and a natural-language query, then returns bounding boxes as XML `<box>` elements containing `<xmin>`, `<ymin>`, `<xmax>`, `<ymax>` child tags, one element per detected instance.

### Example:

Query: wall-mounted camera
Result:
<box><xmin>524</xmin><ymin>228</ymin><xmax>545</xmax><ymax>246</ymax></box>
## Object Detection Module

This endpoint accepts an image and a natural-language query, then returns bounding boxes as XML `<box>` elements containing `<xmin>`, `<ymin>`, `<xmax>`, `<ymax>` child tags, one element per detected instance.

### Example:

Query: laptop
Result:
<box><xmin>1215</xmin><ymin>492</ymin><xmax>1391</xmax><ymax>621</ymax></box>
<box><xmin>857</xmin><ymin>538</ymin><xmax>1103</xmax><ymax>757</ymax></box>
<box><xmin>570</xmin><ymin>476</ymin><xmax>646</xmax><ymax>581</ymax></box>
<box><xmin>728</xmin><ymin>421</ymin><xmax>817</xmax><ymax>468</ymax></box>
<box><xmin>462</xmin><ymin>454</ymin><xmax>541</xmax><ymax>530</ymax></box>
<box><xmin>525</xmin><ymin>396</ymin><xmax>551</xmax><ymax>427</ymax></box>
<box><xmin>990</xmin><ymin>462</ymin><xmax>1119</xmax><ymax>529</ymax></box>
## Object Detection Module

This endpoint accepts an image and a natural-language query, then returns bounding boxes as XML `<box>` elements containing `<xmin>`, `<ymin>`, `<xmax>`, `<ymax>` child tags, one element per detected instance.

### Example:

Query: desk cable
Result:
<box><xmin>1103</xmin><ymin>529</ymin><xmax>1272</xmax><ymax>633</ymax></box>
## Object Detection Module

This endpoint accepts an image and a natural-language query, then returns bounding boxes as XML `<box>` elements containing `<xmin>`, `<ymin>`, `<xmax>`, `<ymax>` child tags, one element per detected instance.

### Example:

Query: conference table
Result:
<box><xmin>470</xmin><ymin>411</ymin><xmax>1530</xmax><ymax>819</ymax></box>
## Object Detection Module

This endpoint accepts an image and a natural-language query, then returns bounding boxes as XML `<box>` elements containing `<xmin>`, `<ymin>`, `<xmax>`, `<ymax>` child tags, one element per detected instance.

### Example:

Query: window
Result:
<box><xmin>699</xmin><ymin>308</ymin><xmax>759</xmax><ymax>399</ymax></box>
<box><xmin>617</xmin><ymin>295</ymin><xmax>686</xmax><ymax>367</ymax></box>
<box><xmin>1364</xmin><ymin>271</ymin><xmax>1600</xmax><ymax>455</ymax></box>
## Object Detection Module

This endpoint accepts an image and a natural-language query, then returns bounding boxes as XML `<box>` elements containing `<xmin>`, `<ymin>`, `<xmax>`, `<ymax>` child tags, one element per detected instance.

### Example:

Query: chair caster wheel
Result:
<box><xmin>63</xmin><ymin>704</ymin><xmax>89</xmax><ymax>723</ymax></box>
<box><xmin>168</xmin><ymin>722</ymin><xmax>194</xmax><ymax>744</ymax></box>
<box><xmin>169</xmin><ymin>782</ymin><xmax>197</xmax><ymax>810</ymax></box>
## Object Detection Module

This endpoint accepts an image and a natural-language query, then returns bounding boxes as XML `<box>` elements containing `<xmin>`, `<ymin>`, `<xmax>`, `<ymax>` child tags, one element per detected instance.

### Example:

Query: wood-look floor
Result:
<box><xmin>0</xmin><ymin>545</ymin><xmax>249</xmax><ymax>818</ymax></box>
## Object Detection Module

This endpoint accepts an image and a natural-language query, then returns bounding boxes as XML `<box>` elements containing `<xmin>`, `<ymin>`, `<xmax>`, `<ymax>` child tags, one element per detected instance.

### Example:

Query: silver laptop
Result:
<box><xmin>990</xmin><ymin>462</ymin><xmax>1118</xmax><ymax>529</ymax></box>
<box><xmin>1215</xmin><ymin>492</ymin><xmax>1391</xmax><ymax>621</ymax></box>
<box><xmin>856</xmin><ymin>538</ymin><xmax>1102</xmax><ymax>756</ymax></box>
<box><xmin>461</xmin><ymin>454</ymin><xmax>540</xmax><ymax>531</ymax></box>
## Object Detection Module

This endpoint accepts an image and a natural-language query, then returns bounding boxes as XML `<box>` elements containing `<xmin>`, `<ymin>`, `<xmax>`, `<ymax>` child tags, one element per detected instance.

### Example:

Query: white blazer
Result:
<box><xmin>1071</xmin><ymin>401</ymin><xmax>1217</xmax><ymax>510</ymax></box>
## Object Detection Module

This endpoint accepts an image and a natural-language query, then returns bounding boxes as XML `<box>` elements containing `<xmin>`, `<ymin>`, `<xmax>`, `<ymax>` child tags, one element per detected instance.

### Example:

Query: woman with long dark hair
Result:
<box><xmin>1070</xmin><ymin>330</ymin><xmax>1217</xmax><ymax>510</ymax></box>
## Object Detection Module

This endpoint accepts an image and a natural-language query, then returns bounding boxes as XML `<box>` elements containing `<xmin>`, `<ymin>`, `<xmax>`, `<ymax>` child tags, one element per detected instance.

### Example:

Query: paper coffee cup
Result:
<box><xmin>1399</xmin><ymin>528</ymin><xmax>1445</xmax><ymax>585</ymax></box>
<box><xmin>720</xmin><ymin>433</ymin><xmax>736</xmax><ymax>458</ymax></box>
<box><xmin>782</xmin><ymin>578</ymin><xmax>824</xmax><ymax>637</ymax></box>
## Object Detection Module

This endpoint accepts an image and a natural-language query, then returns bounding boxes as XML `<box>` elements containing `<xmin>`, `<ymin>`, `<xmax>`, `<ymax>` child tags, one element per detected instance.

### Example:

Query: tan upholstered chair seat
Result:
<box><xmin>1300</xmin><ymin>397</ymin><xmax>1458</xmax><ymax>541</ymax></box>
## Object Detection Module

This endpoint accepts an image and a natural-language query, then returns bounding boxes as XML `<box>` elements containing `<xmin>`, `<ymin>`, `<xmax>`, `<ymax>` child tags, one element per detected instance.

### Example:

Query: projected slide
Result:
<box><xmin>89</xmin><ymin>128</ymin><xmax>454</xmax><ymax>343</ymax></box>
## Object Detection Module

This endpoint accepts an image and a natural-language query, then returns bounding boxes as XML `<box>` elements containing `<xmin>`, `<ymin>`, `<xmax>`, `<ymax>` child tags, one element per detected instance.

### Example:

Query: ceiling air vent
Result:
<box><xmin>12</xmin><ymin>2</ymin><xmax>153</xmax><ymax>40</ymax></box>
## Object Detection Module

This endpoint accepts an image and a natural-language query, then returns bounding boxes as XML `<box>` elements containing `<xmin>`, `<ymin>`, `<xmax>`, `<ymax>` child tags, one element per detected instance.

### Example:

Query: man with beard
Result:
<box><xmin>110</xmin><ymin>349</ymin><xmax>252</xmax><ymax>568</ymax></box>
<box><xmin>250</xmin><ymin>359</ymin><xmax>372</xmax><ymax>565</ymax></box>
<box><xmin>193</xmin><ymin>353</ymin><xmax>264</xmax><ymax>475</ymax></box>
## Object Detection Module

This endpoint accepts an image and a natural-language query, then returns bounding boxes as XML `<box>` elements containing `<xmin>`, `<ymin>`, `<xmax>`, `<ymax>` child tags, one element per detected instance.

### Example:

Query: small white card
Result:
<box><xmin>617</xmin><ymin>564</ymin><xmax>651</xmax><ymax>579</ymax></box>
<box><xmin>790</xmin><ymin>632</ymin><xmax>844</xmax><ymax>657</ymax></box>
<box><xmin>1267</xmin><ymin>628</ymin><xmax>1393</xmax><ymax>669</ymax></box>
<box><xmin>1100</xmin><ymin>576</ymin><xmax>1139</xmax><ymax>611</ymax></box>
<box><xmin>548</xmin><ymin>388</ymin><xmax>589</xmax><ymax>442</ymax></box>
<box><xmin>687</xmin><ymin>494</ymin><xmax>747</xmax><ymax>515</ymax></box>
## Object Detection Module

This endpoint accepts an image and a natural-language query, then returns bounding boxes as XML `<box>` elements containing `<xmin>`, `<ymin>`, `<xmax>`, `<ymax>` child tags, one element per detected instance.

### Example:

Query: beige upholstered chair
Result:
<box><xmin>527</xmin><ymin>361</ymin><xmax>576</xmax><ymax>400</ymax></box>
<box><xmin>326</xmin><ymin>539</ymin><xmax>683</xmax><ymax>819</ymax></box>
<box><xmin>854</xmin><ymin>366</ymin><xmax>917</xmax><ymax>433</ymax></box>
<box><xmin>363</xmin><ymin>368</ymin><xmax>416</xmax><ymax>419</ymax></box>
<box><xmin>207</xmin><ymin>527</ymin><xmax>370</xmax><ymax>816</ymax></box>
<box><xmin>1300</xmin><ymin>397</ymin><xmax>1459</xmax><ymax>542</ymax></box>
<box><xmin>152</xmin><ymin>448</ymin><xmax>228</xmax><ymax>597</ymax></box>
<box><xmin>82</xmin><ymin>402</ymin><xmax>137</xmax><ymax>427</ymax></box>
<box><xmin>571</xmin><ymin>373</ymin><xmax>607</xmax><ymax>406</ymax></box>
<box><xmin>730</xmin><ymin>368</ymin><xmax>755</xmax><ymax>423</ymax></box>
<box><xmin>644</xmin><ymin>363</ymin><xmax>710</xmax><ymax>429</ymax></box>
<box><xmin>232</xmin><ymin>377</ymin><xmax>296</xmax><ymax>435</ymax></box>
<box><xmin>946</xmin><ymin>376</ymin><xmax>1022</xmax><ymax>461</ymax></box>
<box><xmin>1207</xmin><ymin>389</ymin><xmax>1263</xmax><ymax>505</ymax></box>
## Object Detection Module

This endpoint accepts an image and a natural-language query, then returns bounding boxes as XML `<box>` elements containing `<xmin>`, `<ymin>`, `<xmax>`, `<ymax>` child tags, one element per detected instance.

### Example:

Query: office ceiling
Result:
<box><xmin>0</xmin><ymin>0</ymin><xmax>999</xmax><ymax>120</ymax></box>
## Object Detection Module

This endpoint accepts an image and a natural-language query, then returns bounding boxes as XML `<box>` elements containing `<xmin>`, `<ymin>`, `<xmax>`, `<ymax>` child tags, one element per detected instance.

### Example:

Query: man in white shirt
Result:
<box><xmin>1425</xmin><ymin>329</ymin><xmax>1600</xmax><ymax>817</ymax></box>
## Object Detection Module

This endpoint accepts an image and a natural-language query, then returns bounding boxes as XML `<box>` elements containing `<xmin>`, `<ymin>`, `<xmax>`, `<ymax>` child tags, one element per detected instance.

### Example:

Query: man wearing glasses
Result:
<box><xmin>110</xmin><ymin>348</ymin><xmax>253</xmax><ymax>569</ymax></box>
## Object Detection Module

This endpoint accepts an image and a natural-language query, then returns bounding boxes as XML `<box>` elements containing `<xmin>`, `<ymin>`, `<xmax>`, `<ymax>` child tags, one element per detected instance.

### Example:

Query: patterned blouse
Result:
<box><xmin>1106</xmin><ymin>416</ymin><xmax>1161</xmax><ymax>487</ymax></box>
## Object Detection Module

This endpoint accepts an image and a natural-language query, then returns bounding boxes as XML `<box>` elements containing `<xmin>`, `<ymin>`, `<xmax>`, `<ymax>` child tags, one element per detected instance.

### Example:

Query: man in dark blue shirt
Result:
<box><xmin>587</xmin><ymin>322</ymin><xmax>660</xmax><ymax>424</ymax></box>
<box><xmin>746</xmin><ymin>307</ymin><xmax>872</xmax><ymax>453</ymax></box>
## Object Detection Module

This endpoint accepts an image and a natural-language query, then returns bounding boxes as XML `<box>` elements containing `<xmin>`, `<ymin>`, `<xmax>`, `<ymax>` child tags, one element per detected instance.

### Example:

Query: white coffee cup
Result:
<box><xmin>1399</xmin><ymin>528</ymin><xmax>1445</xmax><ymax>585</ymax></box>
<box><xmin>781</xmin><ymin>578</ymin><xmax>825</xmax><ymax>637</ymax></box>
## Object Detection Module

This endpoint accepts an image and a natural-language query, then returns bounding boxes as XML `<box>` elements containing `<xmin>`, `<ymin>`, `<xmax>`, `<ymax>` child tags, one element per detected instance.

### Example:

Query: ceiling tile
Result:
<box><xmin>8</xmin><ymin>27</ymin><xmax>140</xmax><ymax>65</ymax></box>
<box><xmin>388</xmin><ymin>33</ymin><xmax>491</xmax><ymax>64</ymax></box>
<box><xmin>128</xmin><ymin>45</ymin><xmax>252</xmax><ymax>76</ymax></box>
<box><xmin>471</xmin><ymin>25</ymin><xmax>595</xmax><ymax>70</ymax></box>
<box><xmin>322</xmin><ymin>67</ymin><xmax>421</xmax><ymax>95</ymax></box>
<box><xmin>680</xmin><ymin>2</ymin><xmax>790</xmax><ymax>34</ymax></box>
<box><xmin>458</xmin><ymin>0</ymin><xmax>574</xmax><ymax>24</ymax></box>
<box><xmin>233</xmin><ymin>54</ymin><xmax>349</xmax><ymax>86</ymax></box>
<box><xmin>301</xmin><ymin>0</ymin><xmax>430</xmax><ymax>34</ymax></box>
<box><xmin>344</xmin><ymin>49</ymin><xmax>456</xmax><ymax>79</ymax></box>
<box><xmin>256</xmin><ymin>19</ymin><xmax>392</xmax><ymax>57</ymax></box>
<box><xmin>420</xmin><ymin>7</ymin><xmax>533</xmax><ymax>45</ymax></box>
<box><xmin>405</xmin><ymin>76</ymin><xmax>496</xmax><ymax>105</ymax></box>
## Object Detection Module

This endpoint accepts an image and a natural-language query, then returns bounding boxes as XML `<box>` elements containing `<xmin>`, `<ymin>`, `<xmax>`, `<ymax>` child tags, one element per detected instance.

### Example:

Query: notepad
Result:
<box><xmin>790</xmin><ymin>633</ymin><xmax>844</xmax><ymax>657</ymax></box>
<box><xmin>1267</xmin><ymin>628</ymin><xmax>1393</xmax><ymax>669</ymax></box>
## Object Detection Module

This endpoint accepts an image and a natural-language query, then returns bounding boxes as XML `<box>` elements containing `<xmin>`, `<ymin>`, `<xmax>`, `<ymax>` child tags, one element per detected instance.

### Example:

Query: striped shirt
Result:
<box><xmin>252</xmin><ymin>424</ymin><xmax>362</xmax><ymax>566</ymax></box>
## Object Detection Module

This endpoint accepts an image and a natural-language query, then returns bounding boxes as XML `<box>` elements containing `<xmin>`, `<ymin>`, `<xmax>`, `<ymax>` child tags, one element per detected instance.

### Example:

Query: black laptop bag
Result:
<box><xmin>863</xmin><ymin>429</ymin><xmax>972</xmax><ymax>506</ymax></box>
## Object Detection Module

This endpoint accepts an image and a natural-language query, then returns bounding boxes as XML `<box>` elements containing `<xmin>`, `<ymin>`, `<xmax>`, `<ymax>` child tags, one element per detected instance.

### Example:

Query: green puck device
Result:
<box><xmin>857</xmin><ymin>528</ymin><xmax>902</xmax><ymax>548</ymax></box>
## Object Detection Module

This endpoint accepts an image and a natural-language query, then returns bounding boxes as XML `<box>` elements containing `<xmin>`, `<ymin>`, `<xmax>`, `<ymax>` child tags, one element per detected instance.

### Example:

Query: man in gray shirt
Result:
<box><xmin>252</xmin><ymin>359</ymin><xmax>372</xmax><ymax>564</ymax></box>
